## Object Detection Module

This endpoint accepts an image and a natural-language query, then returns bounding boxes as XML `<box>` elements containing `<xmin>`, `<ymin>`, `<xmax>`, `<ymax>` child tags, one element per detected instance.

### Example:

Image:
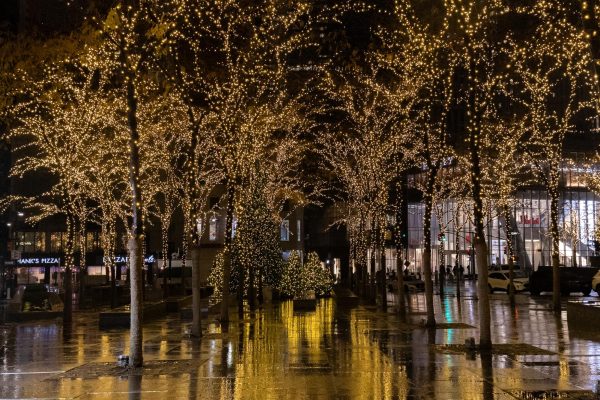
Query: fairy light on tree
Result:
<box><xmin>0</xmin><ymin>59</ymin><xmax>117</xmax><ymax>323</ymax></box>
<box><xmin>509</xmin><ymin>0</ymin><xmax>596</xmax><ymax>312</ymax></box>
<box><xmin>93</xmin><ymin>0</ymin><xmax>181</xmax><ymax>367</ymax></box>
<box><xmin>374</xmin><ymin>0</ymin><xmax>467</xmax><ymax>323</ymax></box>
<box><xmin>317</xmin><ymin>70</ymin><xmax>405</xmax><ymax>306</ymax></box>
<box><xmin>172</xmin><ymin>0</ymin><xmax>319</xmax><ymax>322</ymax></box>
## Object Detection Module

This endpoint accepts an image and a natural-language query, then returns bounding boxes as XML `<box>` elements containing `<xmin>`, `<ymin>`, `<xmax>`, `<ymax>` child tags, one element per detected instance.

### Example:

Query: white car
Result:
<box><xmin>488</xmin><ymin>271</ymin><xmax>529</xmax><ymax>293</ymax></box>
<box><xmin>593</xmin><ymin>271</ymin><xmax>600</xmax><ymax>295</ymax></box>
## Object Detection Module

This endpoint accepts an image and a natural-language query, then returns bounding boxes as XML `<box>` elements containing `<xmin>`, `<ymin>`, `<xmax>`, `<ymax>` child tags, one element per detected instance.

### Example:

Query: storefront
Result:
<box><xmin>405</xmin><ymin>189</ymin><xmax>600</xmax><ymax>273</ymax></box>
<box><xmin>15</xmin><ymin>256</ymin><xmax>64</xmax><ymax>286</ymax></box>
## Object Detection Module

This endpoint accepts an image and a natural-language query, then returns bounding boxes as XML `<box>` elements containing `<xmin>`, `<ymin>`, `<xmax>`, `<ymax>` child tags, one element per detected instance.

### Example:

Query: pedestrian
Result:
<box><xmin>459</xmin><ymin>264</ymin><xmax>465</xmax><ymax>280</ymax></box>
<box><xmin>446</xmin><ymin>265</ymin><xmax>452</xmax><ymax>281</ymax></box>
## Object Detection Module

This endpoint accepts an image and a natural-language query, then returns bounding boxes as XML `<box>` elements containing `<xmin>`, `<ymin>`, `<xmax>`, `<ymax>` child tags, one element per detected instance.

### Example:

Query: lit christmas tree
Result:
<box><xmin>279</xmin><ymin>250</ymin><xmax>304</xmax><ymax>298</ymax></box>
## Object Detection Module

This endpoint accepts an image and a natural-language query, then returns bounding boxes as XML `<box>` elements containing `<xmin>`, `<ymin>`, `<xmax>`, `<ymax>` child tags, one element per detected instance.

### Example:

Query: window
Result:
<box><xmin>280</xmin><ymin>220</ymin><xmax>289</xmax><ymax>241</ymax></box>
<box><xmin>35</xmin><ymin>232</ymin><xmax>45</xmax><ymax>252</ymax></box>
<box><xmin>16</xmin><ymin>232</ymin><xmax>35</xmax><ymax>252</ymax></box>
<box><xmin>50</xmin><ymin>232</ymin><xmax>62</xmax><ymax>252</ymax></box>
<box><xmin>209</xmin><ymin>218</ymin><xmax>218</xmax><ymax>241</ymax></box>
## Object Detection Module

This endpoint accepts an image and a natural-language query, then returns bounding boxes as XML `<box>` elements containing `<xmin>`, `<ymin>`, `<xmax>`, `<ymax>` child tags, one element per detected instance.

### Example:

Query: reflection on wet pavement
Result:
<box><xmin>1</xmin><ymin>282</ymin><xmax>600</xmax><ymax>399</ymax></box>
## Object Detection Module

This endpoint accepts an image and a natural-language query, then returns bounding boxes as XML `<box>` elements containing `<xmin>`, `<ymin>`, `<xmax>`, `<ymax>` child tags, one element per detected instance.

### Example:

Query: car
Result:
<box><xmin>488</xmin><ymin>271</ymin><xmax>529</xmax><ymax>293</ymax></box>
<box><xmin>528</xmin><ymin>266</ymin><xmax>597</xmax><ymax>296</ymax></box>
<box><xmin>592</xmin><ymin>270</ymin><xmax>600</xmax><ymax>295</ymax></box>
<box><xmin>388</xmin><ymin>274</ymin><xmax>425</xmax><ymax>293</ymax></box>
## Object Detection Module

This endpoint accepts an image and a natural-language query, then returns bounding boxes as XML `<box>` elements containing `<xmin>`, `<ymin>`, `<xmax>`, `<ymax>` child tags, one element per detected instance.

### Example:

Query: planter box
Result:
<box><xmin>7</xmin><ymin>311</ymin><xmax>62</xmax><ymax>322</ymax></box>
<box><xmin>99</xmin><ymin>301</ymin><xmax>166</xmax><ymax>329</ymax></box>
<box><xmin>567</xmin><ymin>300</ymin><xmax>600</xmax><ymax>330</ymax></box>
<box><xmin>293</xmin><ymin>298</ymin><xmax>317</xmax><ymax>311</ymax></box>
<box><xmin>165</xmin><ymin>296</ymin><xmax>193</xmax><ymax>313</ymax></box>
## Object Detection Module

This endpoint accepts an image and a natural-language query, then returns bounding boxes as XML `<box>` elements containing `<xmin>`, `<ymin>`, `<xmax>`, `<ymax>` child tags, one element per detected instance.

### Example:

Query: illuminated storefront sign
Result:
<box><xmin>114</xmin><ymin>255</ymin><xmax>156</xmax><ymax>264</ymax></box>
<box><xmin>17</xmin><ymin>257</ymin><xmax>61</xmax><ymax>265</ymax></box>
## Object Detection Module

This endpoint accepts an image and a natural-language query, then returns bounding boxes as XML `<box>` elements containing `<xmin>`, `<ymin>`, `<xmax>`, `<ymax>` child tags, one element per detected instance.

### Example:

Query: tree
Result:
<box><xmin>95</xmin><ymin>0</ymin><xmax>180</xmax><ymax>367</ymax></box>
<box><xmin>279</xmin><ymin>250</ymin><xmax>305</xmax><ymax>298</ymax></box>
<box><xmin>510</xmin><ymin>0</ymin><xmax>595</xmax><ymax>311</ymax></box>
<box><xmin>377</xmin><ymin>0</ymin><xmax>461</xmax><ymax>325</ymax></box>
<box><xmin>174</xmin><ymin>0</ymin><xmax>318</xmax><ymax>322</ymax></box>
<box><xmin>318</xmin><ymin>72</ymin><xmax>404</xmax><ymax>307</ymax></box>
<box><xmin>231</xmin><ymin>171</ymin><xmax>283</xmax><ymax>310</ymax></box>
<box><xmin>2</xmin><ymin>61</ymin><xmax>118</xmax><ymax>323</ymax></box>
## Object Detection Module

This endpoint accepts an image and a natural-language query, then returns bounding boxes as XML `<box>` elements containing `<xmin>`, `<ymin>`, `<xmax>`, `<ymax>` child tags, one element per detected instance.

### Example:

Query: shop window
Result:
<box><xmin>280</xmin><ymin>220</ymin><xmax>290</xmax><ymax>241</ymax></box>
<box><xmin>50</xmin><ymin>232</ymin><xmax>62</xmax><ymax>252</ymax></box>
<box><xmin>209</xmin><ymin>218</ymin><xmax>218</xmax><ymax>241</ymax></box>
<box><xmin>35</xmin><ymin>232</ymin><xmax>45</xmax><ymax>252</ymax></box>
<box><xmin>16</xmin><ymin>232</ymin><xmax>35</xmax><ymax>252</ymax></box>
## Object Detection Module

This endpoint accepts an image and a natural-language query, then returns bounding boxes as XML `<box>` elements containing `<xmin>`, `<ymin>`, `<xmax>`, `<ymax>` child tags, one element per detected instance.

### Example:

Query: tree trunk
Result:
<box><xmin>422</xmin><ymin>175</ymin><xmax>436</xmax><ymax>328</ymax></box>
<box><xmin>110</xmin><ymin>264</ymin><xmax>117</xmax><ymax>308</ymax></box>
<box><xmin>128</xmin><ymin>236</ymin><xmax>143</xmax><ymax>368</ymax></box>
<box><xmin>249</xmin><ymin>262</ymin><xmax>256</xmax><ymax>311</ymax></box>
<box><xmin>125</xmin><ymin>71</ymin><xmax>144</xmax><ymax>368</ymax></box>
<box><xmin>503</xmin><ymin>206</ymin><xmax>516</xmax><ymax>307</ymax></box>
<box><xmin>396</xmin><ymin>253</ymin><xmax>406</xmax><ymax>320</ymax></box>
<box><xmin>471</xmin><ymin>159</ymin><xmax>492</xmax><ymax>349</ymax></box>
<box><xmin>221</xmin><ymin>182</ymin><xmax>235</xmax><ymax>323</ymax></box>
<box><xmin>63</xmin><ymin>213</ymin><xmax>75</xmax><ymax>325</ymax></box>
<box><xmin>474</xmin><ymin>237</ymin><xmax>491</xmax><ymax>348</ymax></box>
<box><xmin>380</xmin><ymin>248</ymin><xmax>387</xmax><ymax>310</ymax></box>
<box><xmin>78</xmin><ymin>226</ymin><xmax>86</xmax><ymax>307</ymax></box>
<box><xmin>549</xmin><ymin>188</ymin><xmax>561</xmax><ymax>312</ymax></box>
<box><xmin>369</xmin><ymin>247</ymin><xmax>376</xmax><ymax>303</ymax></box>
<box><xmin>469</xmin><ymin>66</ymin><xmax>492</xmax><ymax>348</ymax></box>
<box><xmin>191</xmin><ymin>245</ymin><xmax>202</xmax><ymax>337</ymax></box>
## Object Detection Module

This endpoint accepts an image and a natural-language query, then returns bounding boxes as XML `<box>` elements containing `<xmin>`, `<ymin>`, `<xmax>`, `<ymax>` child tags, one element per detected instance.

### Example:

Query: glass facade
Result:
<box><xmin>405</xmin><ymin>189</ymin><xmax>600</xmax><ymax>274</ymax></box>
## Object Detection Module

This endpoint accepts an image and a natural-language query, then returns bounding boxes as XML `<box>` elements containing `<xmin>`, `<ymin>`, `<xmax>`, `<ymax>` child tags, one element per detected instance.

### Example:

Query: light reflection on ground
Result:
<box><xmin>0</xmin><ymin>282</ymin><xmax>599</xmax><ymax>399</ymax></box>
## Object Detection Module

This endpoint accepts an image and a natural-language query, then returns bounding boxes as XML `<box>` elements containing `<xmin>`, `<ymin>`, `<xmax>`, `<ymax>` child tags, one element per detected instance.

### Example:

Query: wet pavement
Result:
<box><xmin>1</xmin><ymin>282</ymin><xmax>600</xmax><ymax>399</ymax></box>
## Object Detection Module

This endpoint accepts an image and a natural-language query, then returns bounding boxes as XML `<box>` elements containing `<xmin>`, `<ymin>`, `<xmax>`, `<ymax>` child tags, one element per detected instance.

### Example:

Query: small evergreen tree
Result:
<box><xmin>232</xmin><ymin>173</ymin><xmax>283</xmax><ymax>299</ymax></box>
<box><xmin>305</xmin><ymin>252</ymin><xmax>334</xmax><ymax>297</ymax></box>
<box><xmin>279</xmin><ymin>250</ymin><xmax>304</xmax><ymax>298</ymax></box>
<box><xmin>207</xmin><ymin>251</ymin><xmax>226</xmax><ymax>300</ymax></box>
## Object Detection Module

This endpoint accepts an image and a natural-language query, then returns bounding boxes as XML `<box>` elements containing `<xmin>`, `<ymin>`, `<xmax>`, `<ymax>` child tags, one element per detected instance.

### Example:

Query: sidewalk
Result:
<box><xmin>1</xmin><ymin>282</ymin><xmax>600</xmax><ymax>399</ymax></box>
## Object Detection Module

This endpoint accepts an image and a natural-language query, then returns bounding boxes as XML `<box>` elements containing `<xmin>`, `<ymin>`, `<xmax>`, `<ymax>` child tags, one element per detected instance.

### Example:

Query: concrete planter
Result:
<box><xmin>293</xmin><ymin>292</ymin><xmax>317</xmax><ymax>311</ymax></box>
<box><xmin>293</xmin><ymin>298</ymin><xmax>317</xmax><ymax>311</ymax></box>
<box><xmin>99</xmin><ymin>301</ymin><xmax>167</xmax><ymax>329</ymax></box>
<box><xmin>567</xmin><ymin>300</ymin><xmax>600</xmax><ymax>330</ymax></box>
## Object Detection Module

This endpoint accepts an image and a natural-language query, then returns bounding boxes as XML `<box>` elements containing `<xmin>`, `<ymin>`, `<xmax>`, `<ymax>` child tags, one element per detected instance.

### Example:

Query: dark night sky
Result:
<box><xmin>0</xmin><ymin>0</ymin><xmax>18</xmax><ymax>31</ymax></box>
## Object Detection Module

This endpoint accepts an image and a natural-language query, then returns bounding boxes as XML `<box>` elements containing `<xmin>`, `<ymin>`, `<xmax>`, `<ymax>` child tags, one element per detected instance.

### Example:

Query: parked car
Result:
<box><xmin>488</xmin><ymin>271</ymin><xmax>529</xmax><ymax>293</ymax></box>
<box><xmin>592</xmin><ymin>270</ymin><xmax>600</xmax><ymax>295</ymax></box>
<box><xmin>490</xmin><ymin>264</ymin><xmax>522</xmax><ymax>272</ymax></box>
<box><xmin>388</xmin><ymin>275</ymin><xmax>425</xmax><ymax>293</ymax></box>
<box><xmin>528</xmin><ymin>266</ymin><xmax>597</xmax><ymax>296</ymax></box>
